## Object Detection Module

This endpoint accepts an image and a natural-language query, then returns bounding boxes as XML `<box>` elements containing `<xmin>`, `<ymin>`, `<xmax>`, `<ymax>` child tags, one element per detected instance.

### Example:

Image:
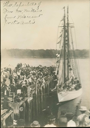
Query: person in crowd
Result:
<box><xmin>30</xmin><ymin>120</ymin><xmax>40</xmax><ymax>127</ymax></box>
<box><xmin>84</xmin><ymin>109</ymin><xmax>90</xmax><ymax>127</ymax></box>
<box><xmin>74</xmin><ymin>80</ymin><xmax>81</xmax><ymax>90</ymax></box>
<box><xmin>59</xmin><ymin>110</ymin><xmax>67</xmax><ymax>127</ymax></box>
<box><xmin>2</xmin><ymin>83</ymin><xmax>9</xmax><ymax>109</ymax></box>
<box><xmin>1</xmin><ymin>63</ymin><xmax>55</xmax><ymax>108</ymax></box>
<box><xmin>76</xmin><ymin>106</ymin><xmax>89</xmax><ymax>127</ymax></box>
<box><xmin>66</xmin><ymin>113</ymin><xmax>76</xmax><ymax>127</ymax></box>
<box><xmin>10</xmin><ymin>83</ymin><xmax>17</xmax><ymax>94</ymax></box>
<box><xmin>44</xmin><ymin>114</ymin><xmax>56</xmax><ymax>127</ymax></box>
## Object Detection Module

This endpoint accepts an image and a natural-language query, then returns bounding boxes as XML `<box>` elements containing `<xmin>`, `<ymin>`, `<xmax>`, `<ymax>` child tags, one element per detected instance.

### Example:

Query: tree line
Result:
<box><xmin>2</xmin><ymin>49</ymin><xmax>89</xmax><ymax>58</ymax></box>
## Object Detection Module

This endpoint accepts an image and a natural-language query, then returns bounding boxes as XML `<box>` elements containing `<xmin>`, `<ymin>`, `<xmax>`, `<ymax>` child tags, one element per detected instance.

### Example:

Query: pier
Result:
<box><xmin>1</xmin><ymin>64</ymin><xmax>57</xmax><ymax>127</ymax></box>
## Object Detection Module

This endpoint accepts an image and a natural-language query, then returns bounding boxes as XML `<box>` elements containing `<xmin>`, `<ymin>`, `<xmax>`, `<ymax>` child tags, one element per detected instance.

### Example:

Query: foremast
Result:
<box><xmin>63</xmin><ymin>6</ymin><xmax>69</xmax><ymax>83</ymax></box>
<box><xmin>67</xmin><ymin>6</ymin><xmax>69</xmax><ymax>80</ymax></box>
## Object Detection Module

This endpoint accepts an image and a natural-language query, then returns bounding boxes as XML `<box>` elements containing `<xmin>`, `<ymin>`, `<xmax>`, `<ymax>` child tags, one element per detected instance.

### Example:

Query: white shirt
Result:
<box><xmin>29</xmin><ymin>77</ymin><xmax>32</xmax><ymax>83</ymax></box>
<box><xmin>77</xmin><ymin>113</ymin><xmax>86</xmax><ymax>122</ymax></box>
<box><xmin>17</xmin><ymin>71</ymin><xmax>20</xmax><ymax>75</ymax></box>
<box><xmin>27</xmin><ymin>86</ymin><xmax>31</xmax><ymax>97</ymax></box>
<box><xmin>67</xmin><ymin>120</ymin><xmax>76</xmax><ymax>127</ymax></box>
<box><xmin>44</xmin><ymin>124</ymin><xmax>56</xmax><ymax>127</ymax></box>
<box><xmin>85</xmin><ymin>116</ymin><xmax>90</xmax><ymax>126</ymax></box>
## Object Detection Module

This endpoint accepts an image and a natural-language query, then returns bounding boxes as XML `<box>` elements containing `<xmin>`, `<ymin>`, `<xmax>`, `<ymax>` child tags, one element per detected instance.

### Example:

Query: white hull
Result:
<box><xmin>57</xmin><ymin>88</ymin><xmax>83</xmax><ymax>102</ymax></box>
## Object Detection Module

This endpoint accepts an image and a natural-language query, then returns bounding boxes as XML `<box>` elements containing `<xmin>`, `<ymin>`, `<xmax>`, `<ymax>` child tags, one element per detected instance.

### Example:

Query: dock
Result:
<box><xmin>1</xmin><ymin>75</ymin><xmax>54</xmax><ymax>127</ymax></box>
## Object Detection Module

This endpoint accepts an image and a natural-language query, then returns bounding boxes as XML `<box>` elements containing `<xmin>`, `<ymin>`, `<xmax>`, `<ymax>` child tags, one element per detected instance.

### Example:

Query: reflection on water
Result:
<box><xmin>1</xmin><ymin>57</ymin><xmax>90</xmax><ymax>109</ymax></box>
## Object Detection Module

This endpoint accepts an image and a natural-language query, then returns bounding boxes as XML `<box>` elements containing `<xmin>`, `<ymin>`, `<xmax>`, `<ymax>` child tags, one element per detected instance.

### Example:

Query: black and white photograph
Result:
<box><xmin>1</xmin><ymin>0</ymin><xmax>90</xmax><ymax>127</ymax></box>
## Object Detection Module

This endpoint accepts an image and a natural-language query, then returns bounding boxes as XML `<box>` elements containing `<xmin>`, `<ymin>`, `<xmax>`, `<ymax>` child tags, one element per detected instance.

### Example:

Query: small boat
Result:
<box><xmin>55</xmin><ymin>6</ymin><xmax>83</xmax><ymax>103</ymax></box>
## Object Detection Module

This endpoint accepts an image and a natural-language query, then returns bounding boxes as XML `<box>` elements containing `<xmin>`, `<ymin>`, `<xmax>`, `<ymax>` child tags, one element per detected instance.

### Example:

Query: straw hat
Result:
<box><xmin>30</xmin><ymin>121</ymin><xmax>40</xmax><ymax>127</ymax></box>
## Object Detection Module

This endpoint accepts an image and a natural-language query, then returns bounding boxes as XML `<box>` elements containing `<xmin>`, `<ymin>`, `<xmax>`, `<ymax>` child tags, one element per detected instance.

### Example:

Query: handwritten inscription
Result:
<box><xmin>3</xmin><ymin>1</ymin><xmax>43</xmax><ymax>25</ymax></box>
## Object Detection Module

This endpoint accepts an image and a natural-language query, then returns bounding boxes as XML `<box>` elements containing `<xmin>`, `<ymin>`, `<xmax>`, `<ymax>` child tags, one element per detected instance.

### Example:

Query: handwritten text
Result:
<box><xmin>3</xmin><ymin>1</ymin><xmax>43</xmax><ymax>25</ymax></box>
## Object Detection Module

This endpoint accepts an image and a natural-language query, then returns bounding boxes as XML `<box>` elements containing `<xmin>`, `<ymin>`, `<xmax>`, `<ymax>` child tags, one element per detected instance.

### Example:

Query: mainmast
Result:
<box><xmin>57</xmin><ymin>7</ymin><xmax>70</xmax><ymax>84</ymax></box>
<box><xmin>67</xmin><ymin>6</ymin><xmax>69</xmax><ymax>79</ymax></box>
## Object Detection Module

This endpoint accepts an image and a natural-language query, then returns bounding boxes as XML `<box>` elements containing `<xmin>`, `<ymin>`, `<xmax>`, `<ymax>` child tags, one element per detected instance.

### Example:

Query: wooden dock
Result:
<box><xmin>1</xmin><ymin>76</ymin><xmax>53</xmax><ymax>127</ymax></box>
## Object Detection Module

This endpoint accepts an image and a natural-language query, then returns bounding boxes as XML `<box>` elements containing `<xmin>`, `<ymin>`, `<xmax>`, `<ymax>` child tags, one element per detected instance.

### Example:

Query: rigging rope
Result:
<box><xmin>56</xmin><ymin>27</ymin><xmax>59</xmax><ymax>68</ymax></box>
<box><xmin>70</xmin><ymin>27</ymin><xmax>81</xmax><ymax>82</ymax></box>
<box><xmin>56</xmin><ymin>29</ymin><xmax>63</xmax><ymax>75</ymax></box>
<box><xmin>56</xmin><ymin>16</ymin><xmax>64</xmax><ymax>65</ymax></box>
<box><xmin>55</xmin><ymin>13</ymin><xmax>64</xmax><ymax>74</ymax></box>
<box><xmin>69</xmin><ymin>12</ymin><xmax>81</xmax><ymax>82</ymax></box>
<box><xmin>73</xmin><ymin>26</ymin><xmax>81</xmax><ymax>81</ymax></box>
<box><xmin>69</xmin><ymin>31</ymin><xmax>77</xmax><ymax>77</ymax></box>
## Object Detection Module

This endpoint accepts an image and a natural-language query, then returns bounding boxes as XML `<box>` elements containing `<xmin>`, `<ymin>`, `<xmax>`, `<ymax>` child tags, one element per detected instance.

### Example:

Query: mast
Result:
<box><xmin>67</xmin><ymin>6</ymin><xmax>69</xmax><ymax>79</ymax></box>
<box><xmin>63</xmin><ymin>7</ymin><xmax>66</xmax><ymax>83</ymax></box>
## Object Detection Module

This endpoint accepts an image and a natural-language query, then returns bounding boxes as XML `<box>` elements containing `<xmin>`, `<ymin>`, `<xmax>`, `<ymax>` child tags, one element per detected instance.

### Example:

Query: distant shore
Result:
<box><xmin>1</xmin><ymin>49</ymin><xmax>89</xmax><ymax>59</ymax></box>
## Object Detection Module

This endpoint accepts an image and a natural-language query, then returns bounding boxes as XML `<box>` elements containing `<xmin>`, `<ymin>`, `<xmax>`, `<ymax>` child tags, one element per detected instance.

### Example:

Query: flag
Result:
<box><xmin>56</xmin><ymin>54</ymin><xmax>60</xmax><ymax>57</ymax></box>
<box><xmin>59</xmin><ymin>34</ymin><xmax>62</xmax><ymax>38</ymax></box>
<box><xmin>57</xmin><ymin>40</ymin><xmax>61</xmax><ymax>44</ymax></box>
<box><xmin>57</xmin><ymin>54</ymin><xmax>60</xmax><ymax>57</ymax></box>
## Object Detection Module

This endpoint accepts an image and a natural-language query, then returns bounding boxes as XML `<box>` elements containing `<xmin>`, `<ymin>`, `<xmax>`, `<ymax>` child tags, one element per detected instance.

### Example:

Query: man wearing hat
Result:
<box><xmin>66</xmin><ymin>113</ymin><xmax>76</xmax><ymax>127</ymax></box>
<box><xmin>76</xmin><ymin>106</ymin><xmax>89</xmax><ymax>127</ymax></box>
<box><xmin>84</xmin><ymin>109</ymin><xmax>90</xmax><ymax>127</ymax></box>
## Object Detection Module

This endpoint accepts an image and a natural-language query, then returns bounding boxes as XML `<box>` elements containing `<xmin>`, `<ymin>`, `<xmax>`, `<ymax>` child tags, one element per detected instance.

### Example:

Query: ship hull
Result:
<box><xmin>57</xmin><ymin>94</ymin><xmax>82</xmax><ymax>115</ymax></box>
<box><xmin>48</xmin><ymin>88</ymin><xmax>83</xmax><ymax>126</ymax></box>
<box><xmin>57</xmin><ymin>95</ymin><xmax>82</xmax><ymax>127</ymax></box>
<box><xmin>57</xmin><ymin>88</ymin><xmax>83</xmax><ymax>102</ymax></box>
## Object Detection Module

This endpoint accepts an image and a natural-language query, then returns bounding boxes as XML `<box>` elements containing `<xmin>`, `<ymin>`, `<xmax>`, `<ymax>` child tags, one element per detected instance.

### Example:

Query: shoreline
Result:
<box><xmin>1</xmin><ymin>57</ymin><xmax>89</xmax><ymax>59</ymax></box>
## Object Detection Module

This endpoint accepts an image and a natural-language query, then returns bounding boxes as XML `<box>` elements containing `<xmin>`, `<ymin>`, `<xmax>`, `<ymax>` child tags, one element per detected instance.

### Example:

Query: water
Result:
<box><xmin>1</xmin><ymin>57</ymin><xmax>90</xmax><ymax>109</ymax></box>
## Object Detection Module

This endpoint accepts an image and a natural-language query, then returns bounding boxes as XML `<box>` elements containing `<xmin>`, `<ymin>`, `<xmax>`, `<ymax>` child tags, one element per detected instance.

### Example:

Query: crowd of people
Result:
<box><xmin>55</xmin><ymin>67</ymin><xmax>82</xmax><ymax>92</ymax></box>
<box><xmin>1</xmin><ymin>63</ymin><xmax>90</xmax><ymax>127</ymax></box>
<box><xmin>30</xmin><ymin>105</ymin><xmax>90</xmax><ymax>127</ymax></box>
<box><xmin>29</xmin><ymin>105</ymin><xmax>90</xmax><ymax>127</ymax></box>
<box><xmin>64</xmin><ymin>76</ymin><xmax>81</xmax><ymax>91</ymax></box>
<box><xmin>1</xmin><ymin>62</ymin><xmax>81</xmax><ymax>103</ymax></box>
<box><xmin>1</xmin><ymin>63</ymin><xmax>56</xmax><ymax>107</ymax></box>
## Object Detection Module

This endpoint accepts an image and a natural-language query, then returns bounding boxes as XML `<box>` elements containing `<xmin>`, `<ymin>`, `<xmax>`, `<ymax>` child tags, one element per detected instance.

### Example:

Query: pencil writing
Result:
<box><xmin>3</xmin><ymin>1</ymin><xmax>43</xmax><ymax>25</ymax></box>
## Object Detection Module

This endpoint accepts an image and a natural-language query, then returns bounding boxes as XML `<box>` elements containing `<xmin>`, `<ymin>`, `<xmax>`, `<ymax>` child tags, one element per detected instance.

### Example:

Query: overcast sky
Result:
<box><xmin>1</xmin><ymin>0</ymin><xmax>90</xmax><ymax>50</ymax></box>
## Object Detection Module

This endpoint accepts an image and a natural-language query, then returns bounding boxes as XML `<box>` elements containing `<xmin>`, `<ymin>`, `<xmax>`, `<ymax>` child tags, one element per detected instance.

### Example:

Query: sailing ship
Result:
<box><xmin>55</xmin><ymin>6</ymin><xmax>83</xmax><ymax>103</ymax></box>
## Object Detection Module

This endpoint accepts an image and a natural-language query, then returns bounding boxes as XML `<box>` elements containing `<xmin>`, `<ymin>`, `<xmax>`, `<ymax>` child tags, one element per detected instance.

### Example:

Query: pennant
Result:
<box><xmin>57</xmin><ymin>40</ymin><xmax>61</xmax><ymax>44</ymax></box>
<box><xmin>56</xmin><ymin>54</ymin><xmax>60</xmax><ymax>57</ymax></box>
<box><xmin>59</xmin><ymin>34</ymin><xmax>62</xmax><ymax>38</ymax></box>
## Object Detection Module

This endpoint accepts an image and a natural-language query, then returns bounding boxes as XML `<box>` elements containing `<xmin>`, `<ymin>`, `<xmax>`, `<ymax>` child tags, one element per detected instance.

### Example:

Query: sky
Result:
<box><xmin>1</xmin><ymin>0</ymin><xmax>90</xmax><ymax>50</ymax></box>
